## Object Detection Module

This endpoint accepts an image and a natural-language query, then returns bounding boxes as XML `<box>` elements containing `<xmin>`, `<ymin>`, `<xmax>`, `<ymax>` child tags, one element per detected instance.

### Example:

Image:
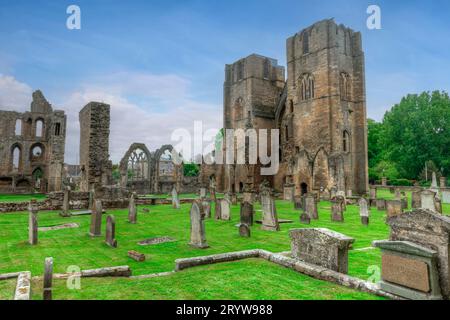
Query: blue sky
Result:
<box><xmin>1</xmin><ymin>0</ymin><xmax>449</xmax><ymax>163</ymax></box>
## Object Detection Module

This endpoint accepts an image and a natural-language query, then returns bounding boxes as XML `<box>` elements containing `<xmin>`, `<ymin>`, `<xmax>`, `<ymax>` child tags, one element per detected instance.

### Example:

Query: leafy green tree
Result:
<box><xmin>184</xmin><ymin>163</ymin><xmax>199</xmax><ymax>177</ymax></box>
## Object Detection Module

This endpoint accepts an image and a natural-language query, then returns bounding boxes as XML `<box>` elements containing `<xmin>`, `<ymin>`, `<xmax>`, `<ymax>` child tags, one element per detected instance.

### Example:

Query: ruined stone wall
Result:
<box><xmin>79</xmin><ymin>102</ymin><xmax>112</xmax><ymax>192</ymax></box>
<box><xmin>0</xmin><ymin>91</ymin><xmax>66</xmax><ymax>193</ymax></box>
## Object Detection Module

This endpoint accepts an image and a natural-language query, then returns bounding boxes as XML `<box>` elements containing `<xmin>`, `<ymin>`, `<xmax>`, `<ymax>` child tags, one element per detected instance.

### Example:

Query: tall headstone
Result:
<box><xmin>442</xmin><ymin>190</ymin><xmax>450</xmax><ymax>205</ymax></box>
<box><xmin>202</xmin><ymin>200</ymin><xmax>211</xmax><ymax>219</ymax></box>
<box><xmin>88</xmin><ymin>188</ymin><xmax>95</xmax><ymax>211</ymax></box>
<box><xmin>260</xmin><ymin>191</ymin><xmax>280</xmax><ymax>231</ymax></box>
<box><xmin>386</xmin><ymin>200</ymin><xmax>403</xmax><ymax>218</ymax></box>
<box><xmin>199</xmin><ymin>187</ymin><xmax>207</xmax><ymax>199</ymax></box>
<box><xmin>283</xmin><ymin>185</ymin><xmax>295</xmax><ymax>201</ymax></box>
<box><xmin>214</xmin><ymin>199</ymin><xmax>222</xmax><ymax>220</ymax></box>
<box><xmin>331</xmin><ymin>202</ymin><xmax>344</xmax><ymax>222</ymax></box>
<box><xmin>61</xmin><ymin>186</ymin><xmax>71</xmax><ymax>217</ymax></box>
<box><xmin>128</xmin><ymin>192</ymin><xmax>137</xmax><ymax>224</ymax></box>
<box><xmin>359</xmin><ymin>198</ymin><xmax>370</xmax><ymax>225</ymax></box>
<box><xmin>220</xmin><ymin>199</ymin><xmax>231</xmax><ymax>221</ymax></box>
<box><xmin>172</xmin><ymin>187</ymin><xmax>180</xmax><ymax>209</ymax></box>
<box><xmin>189</xmin><ymin>201</ymin><xmax>209</xmax><ymax>249</ymax></box>
<box><xmin>421</xmin><ymin>190</ymin><xmax>437</xmax><ymax>212</ymax></box>
<box><xmin>412</xmin><ymin>189</ymin><xmax>422</xmax><ymax>209</ymax></box>
<box><xmin>28</xmin><ymin>200</ymin><xmax>38</xmax><ymax>245</ymax></box>
<box><xmin>294</xmin><ymin>196</ymin><xmax>303</xmax><ymax>210</ymax></box>
<box><xmin>376</xmin><ymin>199</ymin><xmax>386</xmax><ymax>211</ymax></box>
<box><xmin>369</xmin><ymin>188</ymin><xmax>377</xmax><ymax>200</ymax></box>
<box><xmin>242</xmin><ymin>191</ymin><xmax>253</xmax><ymax>203</ymax></box>
<box><xmin>43</xmin><ymin>257</ymin><xmax>53</xmax><ymax>300</ymax></box>
<box><xmin>105</xmin><ymin>215</ymin><xmax>117</xmax><ymax>248</ymax></box>
<box><xmin>440</xmin><ymin>177</ymin><xmax>447</xmax><ymax>189</ymax></box>
<box><xmin>240</xmin><ymin>201</ymin><xmax>254</xmax><ymax>226</ymax></box>
<box><xmin>89</xmin><ymin>199</ymin><xmax>102</xmax><ymax>237</ymax></box>
<box><xmin>431</xmin><ymin>172</ymin><xmax>439</xmax><ymax>192</ymax></box>
<box><xmin>304</xmin><ymin>195</ymin><xmax>318</xmax><ymax>220</ymax></box>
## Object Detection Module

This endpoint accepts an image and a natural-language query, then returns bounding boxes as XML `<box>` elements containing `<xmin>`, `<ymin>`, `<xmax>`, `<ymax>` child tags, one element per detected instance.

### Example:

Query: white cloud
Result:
<box><xmin>0</xmin><ymin>74</ymin><xmax>33</xmax><ymax>111</ymax></box>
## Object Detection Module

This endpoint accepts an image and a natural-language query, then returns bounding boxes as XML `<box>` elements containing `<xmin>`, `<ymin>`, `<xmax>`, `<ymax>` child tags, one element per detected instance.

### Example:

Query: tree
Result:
<box><xmin>184</xmin><ymin>163</ymin><xmax>199</xmax><ymax>177</ymax></box>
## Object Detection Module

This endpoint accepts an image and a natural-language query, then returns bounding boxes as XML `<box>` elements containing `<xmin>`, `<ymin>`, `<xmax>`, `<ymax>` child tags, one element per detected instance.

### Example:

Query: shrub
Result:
<box><xmin>389</xmin><ymin>179</ymin><xmax>413</xmax><ymax>186</ymax></box>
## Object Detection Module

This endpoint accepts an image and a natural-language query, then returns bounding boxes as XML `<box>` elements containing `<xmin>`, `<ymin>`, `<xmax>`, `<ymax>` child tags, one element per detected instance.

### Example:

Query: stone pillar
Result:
<box><xmin>189</xmin><ymin>201</ymin><xmax>209</xmax><ymax>249</ymax></box>
<box><xmin>128</xmin><ymin>192</ymin><xmax>137</xmax><ymax>224</ymax></box>
<box><xmin>43</xmin><ymin>257</ymin><xmax>53</xmax><ymax>300</ymax></box>
<box><xmin>431</xmin><ymin>172</ymin><xmax>439</xmax><ymax>192</ymax></box>
<box><xmin>28</xmin><ymin>200</ymin><xmax>38</xmax><ymax>245</ymax></box>
<box><xmin>89</xmin><ymin>200</ymin><xmax>102</xmax><ymax>237</ymax></box>
<box><xmin>105</xmin><ymin>215</ymin><xmax>117</xmax><ymax>248</ymax></box>
<box><xmin>214</xmin><ymin>199</ymin><xmax>222</xmax><ymax>220</ymax></box>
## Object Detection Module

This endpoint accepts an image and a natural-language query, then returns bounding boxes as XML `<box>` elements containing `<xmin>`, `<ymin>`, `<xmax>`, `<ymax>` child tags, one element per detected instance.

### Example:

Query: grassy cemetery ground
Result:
<box><xmin>0</xmin><ymin>193</ymin><xmax>47</xmax><ymax>203</ymax></box>
<box><xmin>0</xmin><ymin>189</ymin><xmax>448</xmax><ymax>300</ymax></box>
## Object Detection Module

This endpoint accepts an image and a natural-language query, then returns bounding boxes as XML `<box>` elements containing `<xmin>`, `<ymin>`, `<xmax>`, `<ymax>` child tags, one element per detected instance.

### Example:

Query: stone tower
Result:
<box><xmin>284</xmin><ymin>19</ymin><xmax>368</xmax><ymax>195</ymax></box>
<box><xmin>223</xmin><ymin>54</ymin><xmax>285</xmax><ymax>192</ymax></box>
<box><xmin>79</xmin><ymin>102</ymin><xmax>112</xmax><ymax>193</ymax></box>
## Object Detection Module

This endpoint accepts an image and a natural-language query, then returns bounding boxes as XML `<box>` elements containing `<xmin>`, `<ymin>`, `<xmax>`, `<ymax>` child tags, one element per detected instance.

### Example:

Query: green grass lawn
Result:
<box><xmin>0</xmin><ymin>190</ymin><xmax>448</xmax><ymax>300</ymax></box>
<box><xmin>0</xmin><ymin>194</ymin><xmax>47</xmax><ymax>203</ymax></box>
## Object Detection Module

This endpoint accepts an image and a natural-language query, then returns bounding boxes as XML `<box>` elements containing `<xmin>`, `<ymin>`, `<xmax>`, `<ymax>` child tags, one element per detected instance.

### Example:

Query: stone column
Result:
<box><xmin>28</xmin><ymin>200</ymin><xmax>38</xmax><ymax>245</ymax></box>
<box><xmin>43</xmin><ymin>257</ymin><xmax>53</xmax><ymax>300</ymax></box>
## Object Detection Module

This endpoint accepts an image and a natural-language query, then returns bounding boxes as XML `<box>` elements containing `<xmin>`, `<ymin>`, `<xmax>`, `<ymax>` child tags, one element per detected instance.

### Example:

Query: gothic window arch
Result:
<box><xmin>300</xmin><ymin>74</ymin><xmax>315</xmax><ymax>101</ymax></box>
<box><xmin>343</xmin><ymin>130</ymin><xmax>351</xmax><ymax>153</ymax></box>
<box><xmin>340</xmin><ymin>72</ymin><xmax>351</xmax><ymax>101</ymax></box>
<box><xmin>35</xmin><ymin>119</ymin><xmax>44</xmax><ymax>138</ymax></box>
<box><xmin>11</xmin><ymin>144</ymin><xmax>22</xmax><ymax>171</ymax></box>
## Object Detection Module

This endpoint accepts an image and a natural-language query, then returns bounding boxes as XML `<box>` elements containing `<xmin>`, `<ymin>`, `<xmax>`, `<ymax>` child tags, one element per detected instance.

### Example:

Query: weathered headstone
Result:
<box><xmin>43</xmin><ymin>257</ymin><xmax>53</xmax><ymax>300</ymax></box>
<box><xmin>28</xmin><ymin>200</ymin><xmax>38</xmax><ymax>245</ymax></box>
<box><xmin>373</xmin><ymin>240</ymin><xmax>442</xmax><ymax>300</ymax></box>
<box><xmin>294</xmin><ymin>196</ymin><xmax>302</xmax><ymax>210</ymax></box>
<box><xmin>304</xmin><ymin>195</ymin><xmax>318</xmax><ymax>220</ymax></box>
<box><xmin>172</xmin><ymin>187</ymin><xmax>180</xmax><ymax>209</ymax></box>
<box><xmin>442</xmin><ymin>190</ymin><xmax>450</xmax><ymax>204</ymax></box>
<box><xmin>220</xmin><ymin>199</ymin><xmax>231</xmax><ymax>221</ymax></box>
<box><xmin>260</xmin><ymin>191</ymin><xmax>280</xmax><ymax>231</ymax></box>
<box><xmin>105</xmin><ymin>215</ymin><xmax>117</xmax><ymax>248</ymax></box>
<box><xmin>440</xmin><ymin>177</ymin><xmax>447</xmax><ymax>189</ymax></box>
<box><xmin>214</xmin><ymin>200</ymin><xmax>222</xmax><ymax>220</ymax></box>
<box><xmin>359</xmin><ymin>198</ymin><xmax>370</xmax><ymax>225</ymax></box>
<box><xmin>369</xmin><ymin>187</ymin><xmax>377</xmax><ymax>200</ymax></box>
<box><xmin>394</xmin><ymin>188</ymin><xmax>401</xmax><ymax>200</ymax></box>
<box><xmin>290</xmin><ymin>228</ymin><xmax>354</xmax><ymax>274</ymax></box>
<box><xmin>300</xmin><ymin>213</ymin><xmax>311</xmax><ymax>225</ymax></box>
<box><xmin>61</xmin><ymin>186</ymin><xmax>71</xmax><ymax>217</ymax></box>
<box><xmin>128</xmin><ymin>192</ymin><xmax>137</xmax><ymax>224</ymax></box>
<box><xmin>189</xmin><ymin>201</ymin><xmax>208</xmax><ymax>249</ymax></box>
<box><xmin>331</xmin><ymin>202</ymin><xmax>344</xmax><ymax>222</ymax></box>
<box><xmin>283</xmin><ymin>185</ymin><xmax>295</xmax><ymax>201</ymax></box>
<box><xmin>431</xmin><ymin>172</ymin><xmax>439</xmax><ymax>192</ymax></box>
<box><xmin>199</xmin><ymin>187</ymin><xmax>207</xmax><ymax>199</ymax></box>
<box><xmin>386</xmin><ymin>200</ymin><xmax>403</xmax><ymax>218</ymax></box>
<box><xmin>88</xmin><ymin>189</ymin><xmax>95</xmax><ymax>211</ymax></box>
<box><xmin>239</xmin><ymin>224</ymin><xmax>251</xmax><ymax>238</ymax></box>
<box><xmin>346</xmin><ymin>189</ymin><xmax>352</xmax><ymax>198</ymax></box>
<box><xmin>411</xmin><ymin>190</ymin><xmax>422</xmax><ymax>209</ymax></box>
<box><xmin>230</xmin><ymin>193</ymin><xmax>238</xmax><ymax>205</ymax></box>
<box><xmin>202</xmin><ymin>200</ymin><xmax>211</xmax><ymax>219</ymax></box>
<box><xmin>385</xmin><ymin>210</ymin><xmax>450</xmax><ymax>299</ymax></box>
<box><xmin>89</xmin><ymin>199</ymin><xmax>102</xmax><ymax>237</ymax></box>
<box><xmin>376</xmin><ymin>199</ymin><xmax>386</xmax><ymax>211</ymax></box>
<box><xmin>242</xmin><ymin>192</ymin><xmax>253</xmax><ymax>203</ymax></box>
<box><xmin>401</xmin><ymin>197</ymin><xmax>408</xmax><ymax>210</ymax></box>
<box><xmin>240</xmin><ymin>201</ymin><xmax>254</xmax><ymax>226</ymax></box>
<box><xmin>421</xmin><ymin>190</ymin><xmax>437</xmax><ymax>212</ymax></box>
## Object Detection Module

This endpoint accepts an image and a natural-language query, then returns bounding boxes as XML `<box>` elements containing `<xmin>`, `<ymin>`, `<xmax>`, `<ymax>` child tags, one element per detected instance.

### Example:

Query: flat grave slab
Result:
<box><xmin>39</xmin><ymin>223</ymin><xmax>80</xmax><ymax>232</ymax></box>
<box><xmin>138</xmin><ymin>236</ymin><xmax>176</xmax><ymax>246</ymax></box>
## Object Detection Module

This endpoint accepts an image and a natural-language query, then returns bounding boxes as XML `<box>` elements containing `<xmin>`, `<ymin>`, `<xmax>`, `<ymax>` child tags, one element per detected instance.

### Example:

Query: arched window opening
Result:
<box><xmin>343</xmin><ymin>131</ymin><xmax>350</xmax><ymax>153</ymax></box>
<box><xmin>35</xmin><ymin>119</ymin><xmax>44</xmax><ymax>138</ymax></box>
<box><xmin>12</xmin><ymin>146</ymin><xmax>21</xmax><ymax>171</ymax></box>
<box><xmin>300</xmin><ymin>74</ymin><xmax>315</xmax><ymax>101</ymax></box>
<box><xmin>128</xmin><ymin>148</ymin><xmax>150</xmax><ymax>181</ymax></box>
<box><xmin>15</xmin><ymin>119</ymin><xmax>22</xmax><ymax>136</ymax></box>
<box><xmin>54</xmin><ymin>123</ymin><xmax>61</xmax><ymax>136</ymax></box>
<box><xmin>32</xmin><ymin>168</ymin><xmax>43</xmax><ymax>190</ymax></box>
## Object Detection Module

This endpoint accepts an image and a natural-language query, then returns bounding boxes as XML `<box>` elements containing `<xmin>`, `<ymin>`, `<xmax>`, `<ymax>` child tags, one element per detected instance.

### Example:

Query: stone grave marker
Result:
<box><xmin>294</xmin><ymin>196</ymin><xmax>302</xmax><ymax>210</ymax></box>
<box><xmin>290</xmin><ymin>228</ymin><xmax>354</xmax><ymax>274</ymax></box>
<box><xmin>220</xmin><ymin>199</ymin><xmax>231</xmax><ymax>221</ymax></box>
<box><xmin>411</xmin><ymin>190</ymin><xmax>422</xmax><ymax>209</ymax></box>
<box><xmin>105</xmin><ymin>215</ymin><xmax>117</xmax><ymax>248</ymax></box>
<box><xmin>43</xmin><ymin>257</ymin><xmax>53</xmax><ymax>300</ymax></box>
<box><xmin>128</xmin><ymin>192</ymin><xmax>137</xmax><ymax>224</ymax></box>
<box><xmin>239</xmin><ymin>224</ymin><xmax>251</xmax><ymax>238</ymax></box>
<box><xmin>260</xmin><ymin>191</ymin><xmax>280</xmax><ymax>231</ymax></box>
<box><xmin>199</xmin><ymin>187</ymin><xmax>207</xmax><ymax>199</ymax></box>
<box><xmin>28</xmin><ymin>200</ymin><xmax>38</xmax><ymax>245</ymax></box>
<box><xmin>61</xmin><ymin>186</ymin><xmax>71</xmax><ymax>217</ymax></box>
<box><xmin>376</xmin><ymin>199</ymin><xmax>386</xmax><ymax>211</ymax></box>
<box><xmin>442</xmin><ymin>190</ymin><xmax>450</xmax><ymax>204</ymax></box>
<box><xmin>172</xmin><ymin>187</ymin><xmax>180</xmax><ymax>209</ymax></box>
<box><xmin>331</xmin><ymin>202</ymin><xmax>344</xmax><ymax>222</ymax></box>
<box><xmin>359</xmin><ymin>198</ymin><xmax>370</xmax><ymax>225</ymax></box>
<box><xmin>89</xmin><ymin>199</ymin><xmax>103</xmax><ymax>237</ymax></box>
<box><xmin>284</xmin><ymin>185</ymin><xmax>295</xmax><ymax>201</ymax></box>
<box><xmin>189</xmin><ymin>201</ymin><xmax>208</xmax><ymax>249</ymax></box>
<box><xmin>300</xmin><ymin>213</ymin><xmax>311</xmax><ymax>225</ymax></box>
<box><xmin>304</xmin><ymin>195</ymin><xmax>318</xmax><ymax>220</ymax></box>
<box><xmin>386</xmin><ymin>200</ymin><xmax>403</xmax><ymax>218</ymax></box>
<box><xmin>240</xmin><ymin>201</ymin><xmax>254</xmax><ymax>226</ymax></box>
<box><xmin>421</xmin><ymin>190</ymin><xmax>437</xmax><ymax>212</ymax></box>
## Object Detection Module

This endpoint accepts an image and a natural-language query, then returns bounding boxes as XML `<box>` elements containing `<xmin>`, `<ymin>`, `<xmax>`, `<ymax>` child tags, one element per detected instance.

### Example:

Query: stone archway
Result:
<box><xmin>119</xmin><ymin>143</ymin><xmax>153</xmax><ymax>194</ymax></box>
<box><xmin>152</xmin><ymin>144</ymin><xmax>183</xmax><ymax>194</ymax></box>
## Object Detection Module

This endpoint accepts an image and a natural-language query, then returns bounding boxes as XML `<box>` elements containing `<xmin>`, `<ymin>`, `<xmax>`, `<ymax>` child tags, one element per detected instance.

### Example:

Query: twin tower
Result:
<box><xmin>221</xmin><ymin>19</ymin><xmax>368</xmax><ymax>196</ymax></box>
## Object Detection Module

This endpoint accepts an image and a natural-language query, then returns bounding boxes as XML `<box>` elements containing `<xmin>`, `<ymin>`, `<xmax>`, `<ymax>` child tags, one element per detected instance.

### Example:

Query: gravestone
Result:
<box><xmin>304</xmin><ymin>195</ymin><xmax>318</xmax><ymax>220</ymax></box>
<box><xmin>440</xmin><ymin>177</ymin><xmax>447</xmax><ymax>189</ymax></box>
<box><xmin>202</xmin><ymin>200</ymin><xmax>211</xmax><ymax>219</ymax></box>
<box><xmin>240</xmin><ymin>201</ymin><xmax>254</xmax><ymax>226</ymax></box>
<box><xmin>431</xmin><ymin>172</ymin><xmax>439</xmax><ymax>192</ymax></box>
<box><xmin>230</xmin><ymin>193</ymin><xmax>238</xmax><ymax>205</ymax></box>
<box><xmin>199</xmin><ymin>187</ymin><xmax>207</xmax><ymax>199</ymax></box>
<box><xmin>283</xmin><ymin>185</ymin><xmax>295</xmax><ymax>201</ymax></box>
<box><xmin>260</xmin><ymin>191</ymin><xmax>280</xmax><ymax>231</ymax></box>
<box><xmin>330</xmin><ymin>186</ymin><xmax>337</xmax><ymax>200</ymax></box>
<box><xmin>105</xmin><ymin>215</ymin><xmax>117</xmax><ymax>248</ymax></box>
<box><xmin>28</xmin><ymin>200</ymin><xmax>38</xmax><ymax>245</ymax></box>
<box><xmin>189</xmin><ymin>201</ymin><xmax>208</xmax><ymax>249</ymax></box>
<box><xmin>369</xmin><ymin>188</ymin><xmax>377</xmax><ymax>200</ymax></box>
<box><xmin>401</xmin><ymin>197</ymin><xmax>408</xmax><ymax>210</ymax></box>
<box><xmin>386</xmin><ymin>210</ymin><xmax>450</xmax><ymax>299</ymax></box>
<box><xmin>172</xmin><ymin>187</ymin><xmax>180</xmax><ymax>209</ymax></box>
<box><xmin>347</xmin><ymin>189</ymin><xmax>352</xmax><ymax>198</ymax></box>
<box><xmin>382</xmin><ymin>177</ymin><xmax>387</xmax><ymax>186</ymax></box>
<box><xmin>394</xmin><ymin>188</ymin><xmax>401</xmax><ymax>200</ymax></box>
<box><xmin>43</xmin><ymin>257</ymin><xmax>53</xmax><ymax>300</ymax></box>
<box><xmin>88</xmin><ymin>189</ymin><xmax>95</xmax><ymax>211</ymax></box>
<box><xmin>376</xmin><ymin>199</ymin><xmax>386</xmax><ymax>211</ymax></box>
<box><xmin>359</xmin><ymin>198</ymin><xmax>370</xmax><ymax>225</ymax></box>
<box><xmin>300</xmin><ymin>213</ymin><xmax>311</xmax><ymax>225</ymax></box>
<box><xmin>214</xmin><ymin>200</ymin><xmax>222</xmax><ymax>220</ymax></box>
<box><xmin>128</xmin><ymin>192</ymin><xmax>137</xmax><ymax>224</ymax></box>
<box><xmin>290</xmin><ymin>228</ymin><xmax>354</xmax><ymax>274</ymax></box>
<box><xmin>61</xmin><ymin>186</ymin><xmax>71</xmax><ymax>217</ymax></box>
<box><xmin>242</xmin><ymin>192</ymin><xmax>253</xmax><ymax>203</ymax></box>
<box><xmin>386</xmin><ymin>200</ymin><xmax>403</xmax><ymax>218</ymax></box>
<box><xmin>442</xmin><ymin>190</ymin><xmax>450</xmax><ymax>204</ymax></box>
<box><xmin>89</xmin><ymin>200</ymin><xmax>102</xmax><ymax>237</ymax></box>
<box><xmin>239</xmin><ymin>224</ymin><xmax>251</xmax><ymax>238</ymax></box>
<box><xmin>411</xmin><ymin>190</ymin><xmax>422</xmax><ymax>209</ymax></box>
<box><xmin>331</xmin><ymin>202</ymin><xmax>344</xmax><ymax>222</ymax></box>
<box><xmin>294</xmin><ymin>196</ymin><xmax>302</xmax><ymax>210</ymax></box>
<box><xmin>421</xmin><ymin>190</ymin><xmax>437</xmax><ymax>212</ymax></box>
<box><xmin>373</xmin><ymin>240</ymin><xmax>442</xmax><ymax>300</ymax></box>
<box><xmin>220</xmin><ymin>199</ymin><xmax>231</xmax><ymax>221</ymax></box>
